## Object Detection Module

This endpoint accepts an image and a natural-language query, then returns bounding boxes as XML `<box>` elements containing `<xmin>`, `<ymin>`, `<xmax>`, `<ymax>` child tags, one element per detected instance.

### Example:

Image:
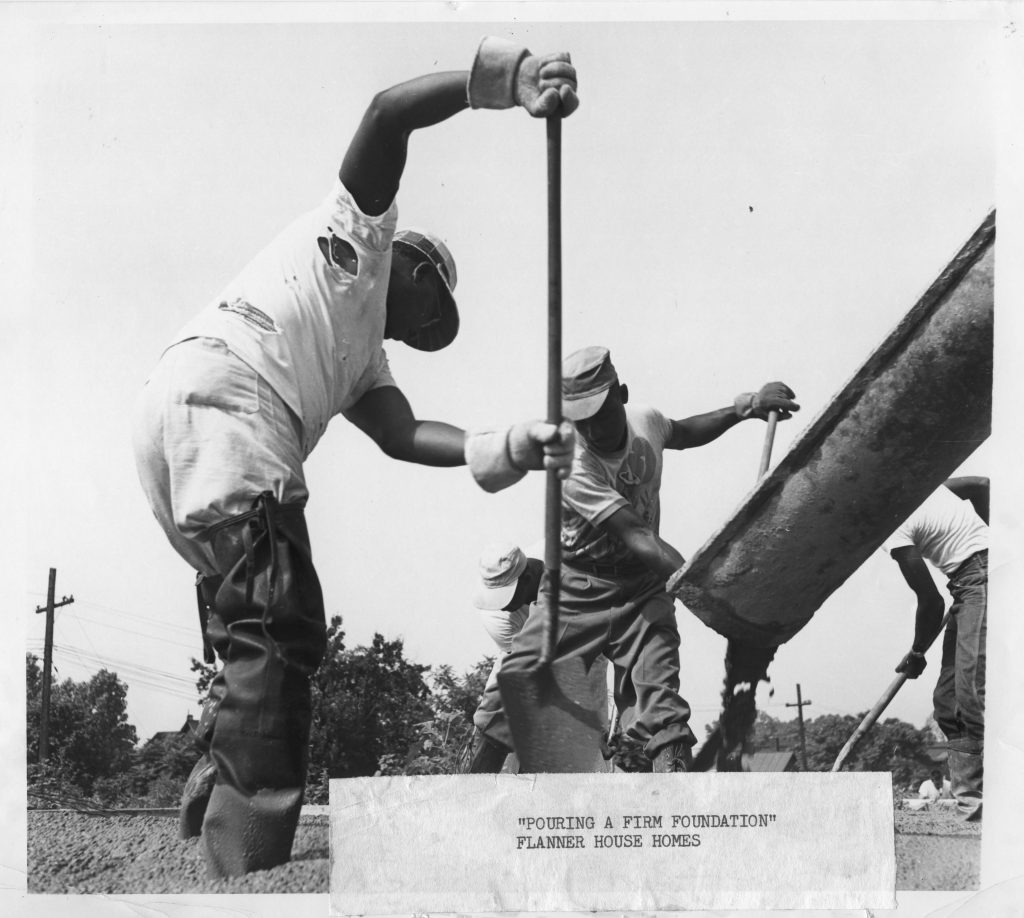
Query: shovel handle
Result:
<box><xmin>831</xmin><ymin>609</ymin><xmax>952</xmax><ymax>771</ymax></box>
<box><xmin>831</xmin><ymin>672</ymin><xmax>908</xmax><ymax>772</ymax></box>
<box><xmin>541</xmin><ymin>115</ymin><xmax>562</xmax><ymax>667</ymax></box>
<box><xmin>757</xmin><ymin>410</ymin><xmax>779</xmax><ymax>479</ymax></box>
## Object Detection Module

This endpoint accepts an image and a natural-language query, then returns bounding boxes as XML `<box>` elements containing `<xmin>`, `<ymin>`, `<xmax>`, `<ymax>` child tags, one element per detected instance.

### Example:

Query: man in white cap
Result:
<box><xmin>469</xmin><ymin>541</ymin><xmax>613</xmax><ymax>773</ymax></box>
<box><xmin>476</xmin><ymin>346</ymin><xmax>799</xmax><ymax>772</ymax></box>
<box><xmin>883</xmin><ymin>476</ymin><xmax>988</xmax><ymax>821</ymax></box>
<box><xmin>468</xmin><ymin>543</ymin><xmax>544</xmax><ymax>773</ymax></box>
<box><xmin>131</xmin><ymin>38</ymin><xmax>580</xmax><ymax>878</ymax></box>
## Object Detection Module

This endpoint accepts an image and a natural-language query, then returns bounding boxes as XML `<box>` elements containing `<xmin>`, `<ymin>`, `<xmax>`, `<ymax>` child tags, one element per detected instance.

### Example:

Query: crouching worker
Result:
<box><xmin>467</xmin><ymin>543</ymin><xmax>544</xmax><ymax>773</ymax></box>
<box><xmin>469</xmin><ymin>541</ymin><xmax>611</xmax><ymax>773</ymax></box>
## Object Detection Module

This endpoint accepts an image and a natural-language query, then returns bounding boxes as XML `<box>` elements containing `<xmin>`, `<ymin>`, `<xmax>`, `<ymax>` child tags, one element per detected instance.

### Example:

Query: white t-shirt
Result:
<box><xmin>170</xmin><ymin>180</ymin><xmax>398</xmax><ymax>458</ymax></box>
<box><xmin>884</xmin><ymin>486</ymin><xmax>988</xmax><ymax>576</ymax></box>
<box><xmin>918</xmin><ymin>777</ymin><xmax>952</xmax><ymax>801</ymax></box>
<box><xmin>562</xmin><ymin>404</ymin><xmax>673</xmax><ymax>568</ymax></box>
<box><xmin>477</xmin><ymin>603</ymin><xmax>530</xmax><ymax>654</ymax></box>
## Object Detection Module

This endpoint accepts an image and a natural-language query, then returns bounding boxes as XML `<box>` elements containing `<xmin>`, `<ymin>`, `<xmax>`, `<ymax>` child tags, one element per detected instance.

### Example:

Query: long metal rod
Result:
<box><xmin>540</xmin><ymin>115</ymin><xmax>562</xmax><ymax>667</ymax></box>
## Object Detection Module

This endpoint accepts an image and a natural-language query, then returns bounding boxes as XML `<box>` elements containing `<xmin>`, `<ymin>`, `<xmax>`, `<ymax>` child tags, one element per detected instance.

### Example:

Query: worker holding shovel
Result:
<box><xmin>883</xmin><ymin>477</ymin><xmax>989</xmax><ymax>821</ymax></box>
<box><xmin>474</xmin><ymin>345</ymin><xmax>799</xmax><ymax>773</ymax></box>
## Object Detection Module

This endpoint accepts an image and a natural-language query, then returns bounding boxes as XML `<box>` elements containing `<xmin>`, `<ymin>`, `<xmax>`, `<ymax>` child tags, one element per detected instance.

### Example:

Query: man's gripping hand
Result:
<box><xmin>468</xmin><ymin>37</ymin><xmax>579</xmax><ymax>116</ymax></box>
<box><xmin>895</xmin><ymin>650</ymin><xmax>927</xmax><ymax>679</ymax></box>
<box><xmin>509</xmin><ymin>420</ymin><xmax>576</xmax><ymax>477</ymax></box>
<box><xmin>735</xmin><ymin>382</ymin><xmax>800</xmax><ymax>421</ymax></box>
<box><xmin>515</xmin><ymin>53</ymin><xmax>579</xmax><ymax>117</ymax></box>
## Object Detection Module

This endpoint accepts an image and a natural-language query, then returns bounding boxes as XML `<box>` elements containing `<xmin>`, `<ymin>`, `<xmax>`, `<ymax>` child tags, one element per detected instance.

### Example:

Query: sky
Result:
<box><xmin>5</xmin><ymin>2</ymin><xmax>1024</xmax><ymax>915</ymax></box>
<box><xmin>16</xmin><ymin>12</ymin><xmax>1000</xmax><ymax>738</ymax></box>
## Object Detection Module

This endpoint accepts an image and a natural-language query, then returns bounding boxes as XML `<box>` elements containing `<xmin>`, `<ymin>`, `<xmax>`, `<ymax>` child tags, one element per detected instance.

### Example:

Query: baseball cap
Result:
<box><xmin>393</xmin><ymin>227</ymin><xmax>460</xmax><ymax>352</ymax></box>
<box><xmin>473</xmin><ymin>543</ymin><xmax>528</xmax><ymax>612</ymax></box>
<box><xmin>562</xmin><ymin>346</ymin><xmax>618</xmax><ymax>421</ymax></box>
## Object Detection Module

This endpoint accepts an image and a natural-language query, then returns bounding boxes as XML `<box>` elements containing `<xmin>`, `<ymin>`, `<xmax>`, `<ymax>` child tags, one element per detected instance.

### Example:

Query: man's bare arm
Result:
<box><xmin>341</xmin><ymin>72</ymin><xmax>470</xmax><ymax>217</ymax></box>
<box><xmin>344</xmin><ymin>385</ymin><xmax>577</xmax><ymax>484</ymax></box>
<box><xmin>666</xmin><ymin>406</ymin><xmax>742</xmax><ymax>450</ymax></box>
<box><xmin>344</xmin><ymin>385</ymin><xmax>466</xmax><ymax>465</ymax></box>
<box><xmin>891</xmin><ymin>545</ymin><xmax>946</xmax><ymax>678</ymax></box>
<box><xmin>666</xmin><ymin>382</ymin><xmax>800</xmax><ymax>451</ymax></box>
<box><xmin>602</xmin><ymin>504</ymin><xmax>685</xmax><ymax>579</ymax></box>
<box><xmin>340</xmin><ymin>40</ymin><xmax>579</xmax><ymax>216</ymax></box>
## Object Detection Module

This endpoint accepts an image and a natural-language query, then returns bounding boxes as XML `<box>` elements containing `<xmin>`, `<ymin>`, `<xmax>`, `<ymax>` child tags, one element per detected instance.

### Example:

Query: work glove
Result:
<box><xmin>508</xmin><ymin>419</ymin><xmax>576</xmax><ymax>476</ymax></box>
<box><xmin>895</xmin><ymin>650</ymin><xmax>927</xmax><ymax>679</ymax></box>
<box><xmin>515</xmin><ymin>52</ymin><xmax>579</xmax><ymax>117</ymax></box>
<box><xmin>734</xmin><ymin>381</ymin><xmax>800</xmax><ymax>421</ymax></box>
<box><xmin>468</xmin><ymin>37</ymin><xmax>579</xmax><ymax>116</ymax></box>
<box><xmin>465</xmin><ymin>421</ymin><xmax>575</xmax><ymax>493</ymax></box>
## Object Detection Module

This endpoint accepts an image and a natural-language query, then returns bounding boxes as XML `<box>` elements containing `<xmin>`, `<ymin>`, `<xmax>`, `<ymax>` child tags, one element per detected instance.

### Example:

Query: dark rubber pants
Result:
<box><xmin>177</xmin><ymin>574</ymin><xmax>221</xmax><ymax>840</ymax></box>
<box><xmin>195</xmin><ymin>492</ymin><xmax>327</xmax><ymax>878</ymax></box>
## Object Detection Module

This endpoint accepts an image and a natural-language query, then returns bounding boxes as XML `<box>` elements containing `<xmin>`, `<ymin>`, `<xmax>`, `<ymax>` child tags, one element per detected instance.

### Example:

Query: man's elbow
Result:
<box><xmin>377</xmin><ymin>433</ymin><xmax>413</xmax><ymax>462</ymax></box>
<box><xmin>364</xmin><ymin>88</ymin><xmax>406</xmax><ymax>133</ymax></box>
<box><xmin>363</xmin><ymin>420</ymin><xmax>413</xmax><ymax>462</ymax></box>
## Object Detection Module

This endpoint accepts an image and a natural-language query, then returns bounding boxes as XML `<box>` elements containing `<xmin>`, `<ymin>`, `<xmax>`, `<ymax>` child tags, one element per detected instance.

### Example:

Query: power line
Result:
<box><xmin>30</xmin><ymin>639</ymin><xmax>206</xmax><ymax>706</ymax></box>
<box><xmin>48</xmin><ymin>650</ymin><xmax>199</xmax><ymax>705</ymax></box>
<box><xmin>54</xmin><ymin>644</ymin><xmax>200</xmax><ymax>687</ymax></box>
<box><xmin>73</xmin><ymin>598</ymin><xmax>199</xmax><ymax>636</ymax></box>
<box><xmin>61</xmin><ymin>612</ymin><xmax>199</xmax><ymax>652</ymax></box>
<box><xmin>26</xmin><ymin>591</ymin><xmax>200</xmax><ymax>640</ymax></box>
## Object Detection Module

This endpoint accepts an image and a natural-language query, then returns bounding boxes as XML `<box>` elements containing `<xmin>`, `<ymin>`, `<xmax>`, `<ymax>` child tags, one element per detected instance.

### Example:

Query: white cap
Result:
<box><xmin>473</xmin><ymin>543</ymin><xmax>528</xmax><ymax>611</ymax></box>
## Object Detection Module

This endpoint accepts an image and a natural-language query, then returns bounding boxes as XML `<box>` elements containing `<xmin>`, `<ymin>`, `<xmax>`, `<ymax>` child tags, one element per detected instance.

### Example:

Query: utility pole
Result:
<box><xmin>34</xmin><ymin>568</ymin><xmax>74</xmax><ymax>762</ymax></box>
<box><xmin>786</xmin><ymin>683</ymin><xmax>812</xmax><ymax>771</ymax></box>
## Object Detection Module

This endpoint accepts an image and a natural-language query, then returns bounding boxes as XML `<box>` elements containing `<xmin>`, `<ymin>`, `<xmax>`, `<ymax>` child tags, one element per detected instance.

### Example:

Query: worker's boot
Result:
<box><xmin>652</xmin><ymin>741</ymin><xmax>694</xmax><ymax>773</ymax></box>
<box><xmin>467</xmin><ymin>733</ymin><xmax>510</xmax><ymax>774</ymax></box>
<box><xmin>179</xmin><ymin>751</ymin><xmax>217</xmax><ymax>839</ymax></box>
<box><xmin>606</xmin><ymin>733</ymin><xmax>653</xmax><ymax>773</ymax></box>
<box><xmin>947</xmin><ymin>747</ymin><xmax>983</xmax><ymax>821</ymax></box>
<box><xmin>198</xmin><ymin>492</ymin><xmax>327</xmax><ymax>878</ymax></box>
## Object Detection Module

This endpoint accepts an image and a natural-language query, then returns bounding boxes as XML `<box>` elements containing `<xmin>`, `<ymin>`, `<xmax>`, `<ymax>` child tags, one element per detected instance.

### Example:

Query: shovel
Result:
<box><xmin>831</xmin><ymin>610</ymin><xmax>951</xmax><ymax>771</ymax></box>
<box><xmin>496</xmin><ymin>115</ymin><xmax>609</xmax><ymax>773</ymax></box>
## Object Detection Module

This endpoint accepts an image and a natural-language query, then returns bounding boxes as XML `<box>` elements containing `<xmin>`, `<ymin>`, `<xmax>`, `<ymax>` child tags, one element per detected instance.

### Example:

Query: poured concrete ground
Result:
<box><xmin>27</xmin><ymin>810</ymin><xmax>330</xmax><ymax>894</ymax></box>
<box><xmin>894</xmin><ymin>804</ymin><xmax>981</xmax><ymax>891</ymax></box>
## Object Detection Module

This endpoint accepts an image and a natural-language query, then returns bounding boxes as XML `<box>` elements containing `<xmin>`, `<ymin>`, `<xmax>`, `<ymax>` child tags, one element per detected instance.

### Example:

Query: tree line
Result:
<box><xmin>26</xmin><ymin>616</ymin><xmax>941</xmax><ymax>808</ymax></box>
<box><xmin>26</xmin><ymin>615</ymin><xmax>491</xmax><ymax>808</ymax></box>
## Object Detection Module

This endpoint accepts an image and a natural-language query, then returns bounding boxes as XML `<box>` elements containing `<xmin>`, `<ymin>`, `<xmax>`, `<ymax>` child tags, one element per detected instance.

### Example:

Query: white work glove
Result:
<box><xmin>508</xmin><ymin>419</ymin><xmax>576</xmax><ymax>474</ymax></box>
<box><xmin>465</xmin><ymin>421</ymin><xmax>576</xmax><ymax>493</ymax></box>
<box><xmin>468</xmin><ymin>37</ymin><xmax>579</xmax><ymax>116</ymax></box>
<box><xmin>515</xmin><ymin>52</ymin><xmax>579</xmax><ymax>117</ymax></box>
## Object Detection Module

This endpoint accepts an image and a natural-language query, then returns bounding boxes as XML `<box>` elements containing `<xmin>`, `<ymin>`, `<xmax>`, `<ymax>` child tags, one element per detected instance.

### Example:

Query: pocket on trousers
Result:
<box><xmin>182</xmin><ymin>349</ymin><xmax>260</xmax><ymax>415</ymax></box>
